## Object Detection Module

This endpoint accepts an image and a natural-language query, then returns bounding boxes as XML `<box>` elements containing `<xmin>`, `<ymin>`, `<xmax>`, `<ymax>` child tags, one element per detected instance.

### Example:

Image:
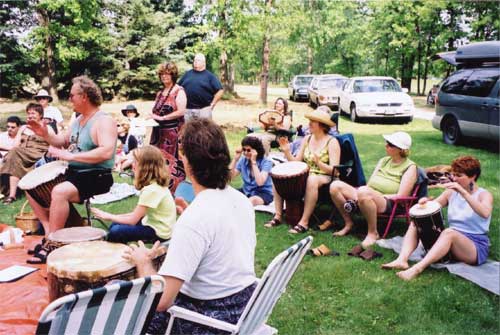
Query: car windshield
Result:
<box><xmin>295</xmin><ymin>76</ymin><xmax>314</xmax><ymax>85</ymax></box>
<box><xmin>318</xmin><ymin>78</ymin><xmax>347</xmax><ymax>89</ymax></box>
<box><xmin>353</xmin><ymin>79</ymin><xmax>401</xmax><ymax>93</ymax></box>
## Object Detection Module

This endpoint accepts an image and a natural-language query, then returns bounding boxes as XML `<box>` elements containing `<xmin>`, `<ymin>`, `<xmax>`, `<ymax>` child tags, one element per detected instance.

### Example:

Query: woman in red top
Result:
<box><xmin>151</xmin><ymin>61</ymin><xmax>187</xmax><ymax>191</ymax></box>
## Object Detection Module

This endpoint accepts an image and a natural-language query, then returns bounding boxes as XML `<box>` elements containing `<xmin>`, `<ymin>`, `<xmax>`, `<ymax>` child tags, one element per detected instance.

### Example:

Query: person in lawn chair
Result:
<box><xmin>265</xmin><ymin>107</ymin><xmax>341</xmax><ymax>233</ymax></box>
<box><xmin>383</xmin><ymin>155</ymin><xmax>493</xmax><ymax>280</ymax></box>
<box><xmin>329</xmin><ymin>131</ymin><xmax>417</xmax><ymax>248</ymax></box>
<box><xmin>124</xmin><ymin>118</ymin><xmax>257</xmax><ymax>335</ymax></box>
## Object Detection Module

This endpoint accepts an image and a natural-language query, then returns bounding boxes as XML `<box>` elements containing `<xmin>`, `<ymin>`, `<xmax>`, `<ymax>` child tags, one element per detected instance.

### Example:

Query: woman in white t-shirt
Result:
<box><xmin>124</xmin><ymin>118</ymin><xmax>257</xmax><ymax>335</ymax></box>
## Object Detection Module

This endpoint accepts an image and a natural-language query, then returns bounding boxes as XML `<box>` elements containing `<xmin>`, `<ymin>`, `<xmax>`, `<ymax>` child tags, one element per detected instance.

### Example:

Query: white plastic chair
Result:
<box><xmin>165</xmin><ymin>236</ymin><xmax>313</xmax><ymax>335</ymax></box>
<box><xmin>36</xmin><ymin>275</ymin><xmax>165</xmax><ymax>335</ymax></box>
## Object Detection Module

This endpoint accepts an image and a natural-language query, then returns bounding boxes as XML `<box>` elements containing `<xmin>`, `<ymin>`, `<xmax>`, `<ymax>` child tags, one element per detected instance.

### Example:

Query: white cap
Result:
<box><xmin>383</xmin><ymin>131</ymin><xmax>412</xmax><ymax>150</ymax></box>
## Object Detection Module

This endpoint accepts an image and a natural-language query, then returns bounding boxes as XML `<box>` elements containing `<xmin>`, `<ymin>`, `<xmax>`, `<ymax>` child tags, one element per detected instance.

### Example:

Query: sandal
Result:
<box><xmin>264</xmin><ymin>217</ymin><xmax>281</xmax><ymax>228</ymax></box>
<box><xmin>27</xmin><ymin>247</ymin><xmax>49</xmax><ymax>264</ymax></box>
<box><xmin>318</xmin><ymin>219</ymin><xmax>334</xmax><ymax>231</ymax></box>
<box><xmin>308</xmin><ymin>244</ymin><xmax>339</xmax><ymax>257</ymax></box>
<box><xmin>359</xmin><ymin>249</ymin><xmax>383</xmax><ymax>261</ymax></box>
<box><xmin>27</xmin><ymin>238</ymin><xmax>46</xmax><ymax>255</ymax></box>
<box><xmin>288</xmin><ymin>224</ymin><xmax>308</xmax><ymax>234</ymax></box>
<box><xmin>347</xmin><ymin>244</ymin><xmax>364</xmax><ymax>257</ymax></box>
<box><xmin>2</xmin><ymin>196</ymin><xmax>16</xmax><ymax>204</ymax></box>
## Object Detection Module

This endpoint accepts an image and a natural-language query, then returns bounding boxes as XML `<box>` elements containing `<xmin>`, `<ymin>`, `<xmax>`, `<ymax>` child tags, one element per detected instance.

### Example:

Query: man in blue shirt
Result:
<box><xmin>178</xmin><ymin>53</ymin><xmax>224</xmax><ymax>121</ymax></box>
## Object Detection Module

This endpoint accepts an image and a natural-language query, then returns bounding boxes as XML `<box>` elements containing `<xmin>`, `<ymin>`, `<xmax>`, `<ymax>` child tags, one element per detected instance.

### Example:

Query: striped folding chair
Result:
<box><xmin>165</xmin><ymin>236</ymin><xmax>313</xmax><ymax>335</ymax></box>
<box><xmin>36</xmin><ymin>275</ymin><xmax>165</xmax><ymax>335</ymax></box>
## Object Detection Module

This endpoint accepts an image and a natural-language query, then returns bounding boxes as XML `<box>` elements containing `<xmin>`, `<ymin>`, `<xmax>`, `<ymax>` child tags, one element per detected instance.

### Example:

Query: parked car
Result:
<box><xmin>288</xmin><ymin>75</ymin><xmax>314</xmax><ymax>101</ymax></box>
<box><xmin>427</xmin><ymin>84</ymin><xmax>439</xmax><ymax>105</ymax></box>
<box><xmin>338</xmin><ymin>76</ymin><xmax>414</xmax><ymax>123</ymax></box>
<box><xmin>432</xmin><ymin>41</ymin><xmax>500</xmax><ymax>145</ymax></box>
<box><xmin>307</xmin><ymin>74</ymin><xmax>347</xmax><ymax>110</ymax></box>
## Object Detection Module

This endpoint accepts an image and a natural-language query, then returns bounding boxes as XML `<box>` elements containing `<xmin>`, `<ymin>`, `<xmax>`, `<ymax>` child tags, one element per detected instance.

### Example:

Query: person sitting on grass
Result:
<box><xmin>91</xmin><ymin>145</ymin><xmax>175</xmax><ymax>243</ymax></box>
<box><xmin>265</xmin><ymin>107</ymin><xmax>340</xmax><ymax>233</ymax></box>
<box><xmin>382</xmin><ymin>155</ymin><xmax>493</xmax><ymax>281</ymax></box>
<box><xmin>230</xmin><ymin>136</ymin><xmax>274</xmax><ymax>206</ymax></box>
<box><xmin>330</xmin><ymin>131</ymin><xmax>417</xmax><ymax>248</ymax></box>
<box><xmin>123</xmin><ymin>118</ymin><xmax>257</xmax><ymax>335</ymax></box>
<box><xmin>114</xmin><ymin>118</ymin><xmax>138</xmax><ymax>172</ymax></box>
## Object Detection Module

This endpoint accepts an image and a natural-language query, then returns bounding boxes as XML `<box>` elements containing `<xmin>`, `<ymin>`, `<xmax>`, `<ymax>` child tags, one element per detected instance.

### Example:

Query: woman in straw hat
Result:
<box><xmin>330</xmin><ymin>131</ymin><xmax>417</xmax><ymax>248</ymax></box>
<box><xmin>265</xmin><ymin>106</ymin><xmax>340</xmax><ymax>234</ymax></box>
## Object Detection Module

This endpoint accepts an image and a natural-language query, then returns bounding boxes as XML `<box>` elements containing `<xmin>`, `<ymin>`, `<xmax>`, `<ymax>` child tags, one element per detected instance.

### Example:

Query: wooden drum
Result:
<box><xmin>46</xmin><ymin>226</ymin><xmax>107</xmax><ymax>253</ymax></box>
<box><xmin>270</xmin><ymin>161</ymin><xmax>309</xmax><ymax>227</ymax></box>
<box><xmin>409</xmin><ymin>200</ymin><xmax>445</xmax><ymax>251</ymax></box>
<box><xmin>47</xmin><ymin>241</ymin><xmax>166</xmax><ymax>301</ymax></box>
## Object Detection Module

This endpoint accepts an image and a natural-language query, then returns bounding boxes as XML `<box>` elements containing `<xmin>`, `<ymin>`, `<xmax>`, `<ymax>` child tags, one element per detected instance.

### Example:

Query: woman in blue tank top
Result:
<box><xmin>382</xmin><ymin>156</ymin><xmax>493</xmax><ymax>280</ymax></box>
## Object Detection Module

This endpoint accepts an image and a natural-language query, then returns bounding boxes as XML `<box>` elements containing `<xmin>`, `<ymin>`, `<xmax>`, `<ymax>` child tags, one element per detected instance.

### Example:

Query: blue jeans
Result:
<box><xmin>107</xmin><ymin>220</ymin><xmax>163</xmax><ymax>243</ymax></box>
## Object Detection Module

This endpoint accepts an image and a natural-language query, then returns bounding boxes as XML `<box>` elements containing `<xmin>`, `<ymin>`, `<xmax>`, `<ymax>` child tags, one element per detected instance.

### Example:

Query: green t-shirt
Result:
<box><xmin>138</xmin><ymin>182</ymin><xmax>176</xmax><ymax>239</ymax></box>
<box><xmin>367</xmin><ymin>156</ymin><xmax>415</xmax><ymax>195</ymax></box>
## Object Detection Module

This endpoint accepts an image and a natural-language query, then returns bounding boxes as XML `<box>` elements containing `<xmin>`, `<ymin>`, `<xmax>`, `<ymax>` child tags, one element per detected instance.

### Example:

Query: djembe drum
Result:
<box><xmin>45</xmin><ymin>226</ymin><xmax>107</xmax><ymax>253</ymax></box>
<box><xmin>47</xmin><ymin>241</ymin><xmax>166</xmax><ymax>301</ymax></box>
<box><xmin>270</xmin><ymin>161</ymin><xmax>309</xmax><ymax>227</ymax></box>
<box><xmin>259</xmin><ymin>110</ymin><xmax>284</xmax><ymax>130</ymax></box>
<box><xmin>18</xmin><ymin>161</ymin><xmax>85</xmax><ymax>227</ymax></box>
<box><xmin>409</xmin><ymin>200</ymin><xmax>445</xmax><ymax>251</ymax></box>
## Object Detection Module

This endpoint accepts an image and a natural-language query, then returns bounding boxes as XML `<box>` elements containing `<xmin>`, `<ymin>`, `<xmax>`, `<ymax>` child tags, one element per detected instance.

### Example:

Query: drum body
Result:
<box><xmin>46</xmin><ymin>226</ymin><xmax>107</xmax><ymax>252</ymax></box>
<box><xmin>410</xmin><ymin>201</ymin><xmax>445</xmax><ymax>251</ymax></box>
<box><xmin>18</xmin><ymin>160</ymin><xmax>68</xmax><ymax>208</ymax></box>
<box><xmin>270</xmin><ymin>162</ymin><xmax>309</xmax><ymax>227</ymax></box>
<box><xmin>47</xmin><ymin>241</ymin><xmax>166</xmax><ymax>301</ymax></box>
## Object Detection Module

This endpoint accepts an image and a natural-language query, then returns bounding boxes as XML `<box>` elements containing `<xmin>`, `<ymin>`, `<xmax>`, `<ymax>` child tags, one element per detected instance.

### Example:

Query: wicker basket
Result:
<box><xmin>15</xmin><ymin>200</ymin><xmax>39</xmax><ymax>233</ymax></box>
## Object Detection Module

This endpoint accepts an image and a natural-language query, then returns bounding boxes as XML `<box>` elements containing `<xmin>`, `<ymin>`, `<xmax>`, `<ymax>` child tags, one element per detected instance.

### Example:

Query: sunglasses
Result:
<box><xmin>242</xmin><ymin>148</ymin><xmax>252</xmax><ymax>153</ymax></box>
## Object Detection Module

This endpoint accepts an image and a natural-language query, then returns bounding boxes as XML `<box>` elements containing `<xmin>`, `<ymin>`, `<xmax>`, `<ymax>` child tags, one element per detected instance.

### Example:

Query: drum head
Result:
<box><xmin>18</xmin><ymin>160</ymin><xmax>68</xmax><ymax>190</ymax></box>
<box><xmin>47</xmin><ymin>241</ymin><xmax>134</xmax><ymax>280</ymax></box>
<box><xmin>48</xmin><ymin>227</ymin><xmax>107</xmax><ymax>243</ymax></box>
<box><xmin>259</xmin><ymin>110</ymin><xmax>284</xmax><ymax>125</ymax></box>
<box><xmin>409</xmin><ymin>200</ymin><xmax>441</xmax><ymax>218</ymax></box>
<box><xmin>271</xmin><ymin>161</ymin><xmax>308</xmax><ymax>177</ymax></box>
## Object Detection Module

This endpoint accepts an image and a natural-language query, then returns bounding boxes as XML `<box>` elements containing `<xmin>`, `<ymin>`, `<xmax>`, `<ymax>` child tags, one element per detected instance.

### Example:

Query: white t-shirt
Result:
<box><xmin>0</xmin><ymin>131</ymin><xmax>15</xmax><ymax>157</ymax></box>
<box><xmin>43</xmin><ymin>105</ymin><xmax>63</xmax><ymax>123</ymax></box>
<box><xmin>159</xmin><ymin>186</ymin><xmax>257</xmax><ymax>300</ymax></box>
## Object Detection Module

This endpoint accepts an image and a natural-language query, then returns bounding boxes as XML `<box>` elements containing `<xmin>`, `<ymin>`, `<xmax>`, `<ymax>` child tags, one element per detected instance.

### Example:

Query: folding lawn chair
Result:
<box><xmin>165</xmin><ymin>236</ymin><xmax>313</xmax><ymax>335</ymax></box>
<box><xmin>36</xmin><ymin>275</ymin><xmax>165</xmax><ymax>335</ymax></box>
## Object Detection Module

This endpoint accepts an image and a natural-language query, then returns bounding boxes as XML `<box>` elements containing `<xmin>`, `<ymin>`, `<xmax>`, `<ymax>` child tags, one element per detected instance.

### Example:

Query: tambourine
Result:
<box><xmin>259</xmin><ymin>110</ymin><xmax>284</xmax><ymax>127</ymax></box>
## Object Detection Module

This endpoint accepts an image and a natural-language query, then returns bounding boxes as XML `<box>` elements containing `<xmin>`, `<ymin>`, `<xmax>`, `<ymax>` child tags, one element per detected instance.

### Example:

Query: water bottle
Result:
<box><xmin>343</xmin><ymin>200</ymin><xmax>358</xmax><ymax>213</ymax></box>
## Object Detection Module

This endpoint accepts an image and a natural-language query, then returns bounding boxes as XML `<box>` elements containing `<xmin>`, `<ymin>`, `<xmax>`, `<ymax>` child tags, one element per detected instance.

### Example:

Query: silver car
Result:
<box><xmin>308</xmin><ymin>75</ymin><xmax>347</xmax><ymax>109</ymax></box>
<box><xmin>288</xmin><ymin>75</ymin><xmax>314</xmax><ymax>101</ymax></box>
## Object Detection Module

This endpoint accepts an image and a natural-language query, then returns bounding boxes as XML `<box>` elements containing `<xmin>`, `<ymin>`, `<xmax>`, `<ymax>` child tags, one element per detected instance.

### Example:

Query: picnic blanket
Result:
<box><xmin>89</xmin><ymin>182</ymin><xmax>139</xmax><ymax>204</ymax></box>
<box><xmin>377</xmin><ymin>236</ymin><xmax>500</xmax><ymax>295</ymax></box>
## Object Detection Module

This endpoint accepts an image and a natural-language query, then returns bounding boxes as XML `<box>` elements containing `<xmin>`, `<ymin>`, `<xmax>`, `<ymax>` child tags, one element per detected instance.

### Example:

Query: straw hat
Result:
<box><xmin>383</xmin><ymin>131</ymin><xmax>412</xmax><ymax>150</ymax></box>
<box><xmin>305</xmin><ymin>107</ymin><xmax>335</xmax><ymax>127</ymax></box>
<box><xmin>33</xmin><ymin>89</ymin><xmax>53</xmax><ymax>102</ymax></box>
<box><xmin>121</xmin><ymin>104</ymin><xmax>139</xmax><ymax>117</ymax></box>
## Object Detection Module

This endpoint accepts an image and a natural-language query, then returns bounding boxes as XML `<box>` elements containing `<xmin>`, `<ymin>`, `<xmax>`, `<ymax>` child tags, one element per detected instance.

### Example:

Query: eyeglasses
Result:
<box><xmin>385</xmin><ymin>141</ymin><xmax>397</xmax><ymax>148</ymax></box>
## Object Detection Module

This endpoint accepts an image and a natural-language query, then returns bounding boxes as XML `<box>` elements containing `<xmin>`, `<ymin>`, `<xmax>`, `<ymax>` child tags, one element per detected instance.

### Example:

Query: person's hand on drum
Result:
<box><xmin>277</xmin><ymin>136</ymin><xmax>289</xmax><ymax>151</ymax></box>
<box><xmin>91</xmin><ymin>207</ymin><xmax>111</xmax><ymax>221</ymax></box>
<box><xmin>123</xmin><ymin>240</ymin><xmax>164</xmax><ymax>266</ymax></box>
<box><xmin>48</xmin><ymin>146</ymin><xmax>74</xmax><ymax>161</ymax></box>
<box><xmin>27</xmin><ymin>119</ymin><xmax>49</xmax><ymax>138</ymax></box>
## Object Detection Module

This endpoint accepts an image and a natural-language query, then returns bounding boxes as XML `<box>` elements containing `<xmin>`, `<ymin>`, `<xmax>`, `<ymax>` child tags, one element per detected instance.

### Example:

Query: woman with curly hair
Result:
<box><xmin>91</xmin><ymin>146</ymin><xmax>176</xmax><ymax>243</ymax></box>
<box><xmin>383</xmin><ymin>155</ymin><xmax>493</xmax><ymax>281</ymax></box>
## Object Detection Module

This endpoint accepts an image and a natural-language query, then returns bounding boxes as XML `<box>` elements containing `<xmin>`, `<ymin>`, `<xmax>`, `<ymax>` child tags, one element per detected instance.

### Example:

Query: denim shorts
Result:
<box><xmin>459</xmin><ymin>231</ymin><xmax>490</xmax><ymax>265</ymax></box>
<box><xmin>238</xmin><ymin>188</ymin><xmax>273</xmax><ymax>205</ymax></box>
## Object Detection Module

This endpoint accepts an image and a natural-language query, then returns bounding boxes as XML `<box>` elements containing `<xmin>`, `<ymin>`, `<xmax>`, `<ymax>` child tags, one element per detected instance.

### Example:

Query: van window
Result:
<box><xmin>441</xmin><ymin>69</ymin><xmax>473</xmax><ymax>94</ymax></box>
<box><xmin>460</xmin><ymin>69</ymin><xmax>499</xmax><ymax>97</ymax></box>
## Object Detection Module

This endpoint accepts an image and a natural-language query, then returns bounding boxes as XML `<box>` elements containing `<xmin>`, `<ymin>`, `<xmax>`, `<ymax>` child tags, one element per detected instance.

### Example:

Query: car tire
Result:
<box><xmin>442</xmin><ymin>116</ymin><xmax>462</xmax><ymax>145</ymax></box>
<box><xmin>350</xmin><ymin>103</ymin><xmax>358</xmax><ymax>122</ymax></box>
<box><xmin>290</xmin><ymin>91</ymin><xmax>295</xmax><ymax>101</ymax></box>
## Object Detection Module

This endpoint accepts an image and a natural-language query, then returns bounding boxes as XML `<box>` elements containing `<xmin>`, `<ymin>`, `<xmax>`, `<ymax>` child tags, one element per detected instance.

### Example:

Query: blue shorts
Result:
<box><xmin>459</xmin><ymin>231</ymin><xmax>490</xmax><ymax>265</ymax></box>
<box><xmin>238</xmin><ymin>188</ymin><xmax>273</xmax><ymax>205</ymax></box>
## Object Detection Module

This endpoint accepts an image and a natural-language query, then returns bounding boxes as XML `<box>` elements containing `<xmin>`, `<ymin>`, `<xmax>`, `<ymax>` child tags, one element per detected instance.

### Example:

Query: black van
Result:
<box><xmin>432</xmin><ymin>41</ymin><xmax>499</xmax><ymax>145</ymax></box>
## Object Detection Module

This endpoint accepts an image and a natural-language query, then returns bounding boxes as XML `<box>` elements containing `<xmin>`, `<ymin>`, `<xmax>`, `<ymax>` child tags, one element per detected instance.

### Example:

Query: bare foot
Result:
<box><xmin>396</xmin><ymin>266</ymin><xmax>422</xmax><ymax>281</ymax></box>
<box><xmin>332</xmin><ymin>224</ymin><xmax>352</xmax><ymax>237</ymax></box>
<box><xmin>361</xmin><ymin>233</ymin><xmax>380</xmax><ymax>249</ymax></box>
<box><xmin>381</xmin><ymin>259</ymin><xmax>409</xmax><ymax>270</ymax></box>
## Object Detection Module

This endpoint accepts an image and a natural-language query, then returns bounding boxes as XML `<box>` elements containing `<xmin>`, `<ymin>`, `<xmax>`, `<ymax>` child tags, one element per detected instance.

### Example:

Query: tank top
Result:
<box><xmin>303</xmin><ymin>135</ymin><xmax>332</xmax><ymax>176</ymax></box>
<box><xmin>69</xmin><ymin>111</ymin><xmax>115</xmax><ymax>170</ymax></box>
<box><xmin>448</xmin><ymin>188</ymin><xmax>491</xmax><ymax>235</ymax></box>
<box><xmin>367</xmin><ymin>156</ymin><xmax>415</xmax><ymax>194</ymax></box>
<box><xmin>152</xmin><ymin>84</ymin><xmax>184</xmax><ymax>127</ymax></box>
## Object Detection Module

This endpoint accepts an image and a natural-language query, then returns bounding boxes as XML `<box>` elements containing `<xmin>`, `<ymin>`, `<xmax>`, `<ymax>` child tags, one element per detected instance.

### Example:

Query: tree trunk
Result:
<box><xmin>259</xmin><ymin>35</ymin><xmax>270</xmax><ymax>105</ymax></box>
<box><xmin>416</xmin><ymin>23</ymin><xmax>422</xmax><ymax>95</ymax></box>
<box><xmin>307</xmin><ymin>45</ymin><xmax>313</xmax><ymax>74</ymax></box>
<box><xmin>37</xmin><ymin>8</ymin><xmax>59</xmax><ymax>103</ymax></box>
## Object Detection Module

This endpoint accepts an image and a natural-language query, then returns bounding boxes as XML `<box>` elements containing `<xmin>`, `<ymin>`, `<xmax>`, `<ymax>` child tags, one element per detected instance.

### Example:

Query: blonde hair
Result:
<box><xmin>117</xmin><ymin>118</ymin><xmax>130</xmax><ymax>132</ymax></box>
<box><xmin>133</xmin><ymin>146</ymin><xmax>170</xmax><ymax>190</ymax></box>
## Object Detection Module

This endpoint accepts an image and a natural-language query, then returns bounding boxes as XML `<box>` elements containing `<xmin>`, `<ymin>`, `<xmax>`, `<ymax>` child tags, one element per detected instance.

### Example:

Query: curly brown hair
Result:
<box><xmin>158</xmin><ymin>61</ymin><xmax>179</xmax><ymax>84</ymax></box>
<box><xmin>451</xmin><ymin>155</ymin><xmax>481</xmax><ymax>181</ymax></box>
<box><xmin>133</xmin><ymin>146</ymin><xmax>170</xmax><ymax>190</ymax></box>
<box><xmin>180</xmin><ymin>119</ymin><xmax>231</xmax><ymax>189</ymax></box>
<box><xmin>72</xmin><ymin>75</ymin><xmax>103</xmax><ymax>107</ymax></box>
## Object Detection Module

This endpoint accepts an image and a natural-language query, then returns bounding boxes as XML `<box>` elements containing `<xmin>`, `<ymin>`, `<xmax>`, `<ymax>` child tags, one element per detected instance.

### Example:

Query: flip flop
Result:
<box><xmin>289</xmin><ymin>224</ymin><xmax>308</xmax><ymax>234</ymax></box>
<box><xmin>264</xmin><ymin>217</ymin><xmax>281</xmax><ymax>228</ymax></box>
<box><xmin>27</xmin><ymin>247</ymin><xmax>49</xmax><ymax>264</ymax></box>
<box><xmin>318</xmin><ymin>219</ymin><xmax>334</xmax><ymax>231</ymax></box>
<box><xmin>308</xmin><ymin>244</ymin><xmax>339</xmax><ymax>257</ymax></box>
<box><xmin>27</xmin><ymin>238</ymin><xmax>46</xmax><ymax>255</ymax></box>
<box><xmin>347</xmin><ymin>244</ymin><xmax>364</xmax><ymax>257</ymax></box>
<box><xmin>359</xmin><ymin>249</ymin><xmax>383</xmax><ymax>261</ymax></box>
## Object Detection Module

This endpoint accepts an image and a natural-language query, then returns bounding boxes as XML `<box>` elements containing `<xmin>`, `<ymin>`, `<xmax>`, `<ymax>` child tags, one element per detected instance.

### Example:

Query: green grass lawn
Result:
<box><xmin>1</xmin><ymin>117</ymin><xmax>498</xmax><ymax>334</ymax></box>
